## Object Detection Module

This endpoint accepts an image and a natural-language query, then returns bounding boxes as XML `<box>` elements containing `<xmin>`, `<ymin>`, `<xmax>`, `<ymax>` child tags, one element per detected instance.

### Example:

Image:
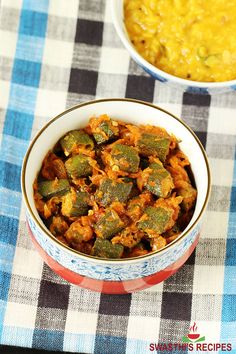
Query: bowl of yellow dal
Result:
<box><xmin>111</xmin><ymin>0</ymin><xmax>236</xmax><ymax>94</ymax></box>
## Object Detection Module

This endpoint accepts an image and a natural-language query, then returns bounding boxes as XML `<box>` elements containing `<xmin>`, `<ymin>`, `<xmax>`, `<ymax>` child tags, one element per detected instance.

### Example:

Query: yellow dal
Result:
<box><xmin>124</xmin><ymin>0</ymin><xmax>236</xmax><ymax>82</ymax></box>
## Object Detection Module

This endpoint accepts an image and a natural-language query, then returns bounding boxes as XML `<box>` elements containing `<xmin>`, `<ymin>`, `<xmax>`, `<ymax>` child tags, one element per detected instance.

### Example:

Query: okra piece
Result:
<box><xmin>138</xmin><ymin>206</ymin><xmax>172</xmax><ymax>235</ymax></box>
<box><xmin>90</xmin><ymin>115</ymin><xmax>119</xmax><ymax>144</ymax></box>
<box><xmin>137</xmin><ymin>133</ymin><xmax>170</xmax><ymax>162</ymax></box>
<box><xmin>127</xmin><ymin>192</ymin><xmax>153</xmax><ymax>221</ymax></box>
<box><xmin>65</xmin><ymin>154</ymin><xmax>93</xmax><ymax>179</ymax></box>
<box><xmin>110</xmin><ymin>144</ymin><xmax>140</xmax><ymax>173</ymax></box>
<box><xmin>122</xmin><ymin>177</ymin><xmax>139</xmax><ymax>199</ymax></box>
<box><xmin>93</xmin><ymin>122</ymin><xmax>114</xmax><ymax>144</ymax></box>
<box><xmin>145</xmin><ymin>162</ymin><xmax>174</xmax><ymax>198</ymax></box>
<box><xmin>61</xmin><ymin>189</ymin><xmax>90</xmax><ymax>217</ymax></box>
<box><xmin>95</xmin><ymin>178</ymin><xmax>133</xmax><ymax>206</ymax></box>
<box><xmin>38</xmin><ymin>179</ymin><xmax>70</xmax><ymax>198</ymax></box>
<box><xmin>60</xmin><ymin>130</ymin><xmax>94</xmax><ymax>156</ymax></box>
<box><xmin>95</xmin><ymin>209</ymin><xmax>125</xmax><ymax>239</ymax></box>
<box><xmin>92</xmin><ymin>239</ymin><xmax>124</xmax><ymax>259</ymax></box>
<box><xmin>177</xmin><ymin>184</ymin><xmax>197</xmax><ymax>211</ymax></box>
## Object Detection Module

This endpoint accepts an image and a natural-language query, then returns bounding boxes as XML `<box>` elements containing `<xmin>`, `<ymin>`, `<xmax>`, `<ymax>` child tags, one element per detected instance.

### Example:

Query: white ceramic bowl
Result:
<box><xmin>111</xmin><ymin>0</ymin><xmax>236</xmax><ymax>95</ymax></box>
<box><xmin>21</xmin><ymin>99</ymin><xmax>211</xmax><ymax>293</ymax></box>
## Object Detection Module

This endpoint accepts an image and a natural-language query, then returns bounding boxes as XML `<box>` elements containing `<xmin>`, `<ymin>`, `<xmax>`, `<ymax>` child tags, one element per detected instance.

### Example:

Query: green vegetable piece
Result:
<box><xmin>95</xmin><ymin>178</ymin><xmax>133</xmax><ymax>206</ymax></box>
<box><xmin>61</xmin><ymin>189</ymin><xmax>89</xmax><ymax>217</ymax></box>
<box><xmin>92</xmin><ymin>239</ymin><xmax>124</xmax><ymax>259</ymax></box>
<box><xmin>111</xmin><ymin>144</ymin><xmax>140</xmax><ymax>173</ymax></box>
<box><xmin>145</xmin><ymin>163</ymin><xmax>174</xmax><ymax>198</ymax></box>
<box><xmin>137</xmin><ymin>133</ymin><xmax>170</xmax><ymax>162</ymax></box>
<box><xmin>38</xmin><ymin>179</ymin><xmax>70</xmax><ymax>198</ymax></box>
<box><xmin>204</xmin><ymin>55</ymin><xmax>220</xmax><ymax>67</ymax></box>
<box><xmin>60</xmin><ymin>130</ymin><xmax>94</xmax><ymax>156</ymax></box>
<box><xmin>95</xmin><ymin>209</ymin><xmax>125</xmax><ymax>239</ymax></box>
<box><xmin>197</xmin><ymin>46</ymin><xmax>208</xmax><ymax>59</ymax></box>
<box><xmin>93</xmin><ymin>120</ymin><xmax>118</xmax><ymax>144</ymax></box>
<box><xmin>122</xmin><ymin>177</ymin><xmax>139</xmax><ymax>199</ymax></box>
<box><xmin>138</xmin><ymin>206</ymin><xmax>172</xmax><ymax>235</ymax></box>
<box><xmin>65</xmin><ymin>154</ymin><xmax>93</xmax><ymax>179</ymax></box>
<box><xmin>177</xmin><ymin>184</ymin><xmax>197</xmax><ymax>211</ymax></box>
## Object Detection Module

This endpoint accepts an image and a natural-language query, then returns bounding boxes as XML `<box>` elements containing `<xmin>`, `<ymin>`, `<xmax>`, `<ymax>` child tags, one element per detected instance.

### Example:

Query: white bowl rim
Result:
<box><xmin>111</xmin><ymin>0</ymin><xmax>236</xmax><ymax>89</ymax></box>
<box><xmin>21</xmin><ymin>98</ymin><xmax>211</xmax><ymax>264</ymax></box>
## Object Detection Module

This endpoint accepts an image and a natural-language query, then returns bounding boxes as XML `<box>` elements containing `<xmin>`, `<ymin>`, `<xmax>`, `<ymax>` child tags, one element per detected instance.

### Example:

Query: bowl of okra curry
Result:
<box><xmin>21</xmin><ymin>99</ymin><xmax>210</xmax><ymax>293</ymax></box>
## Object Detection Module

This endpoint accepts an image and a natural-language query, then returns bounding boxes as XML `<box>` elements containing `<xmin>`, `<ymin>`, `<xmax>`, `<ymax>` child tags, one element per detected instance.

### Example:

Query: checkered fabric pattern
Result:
<box><xmin>0</xmin><ymin>1</ymin><xmax>235</xmax><ymax>353</ymax></box>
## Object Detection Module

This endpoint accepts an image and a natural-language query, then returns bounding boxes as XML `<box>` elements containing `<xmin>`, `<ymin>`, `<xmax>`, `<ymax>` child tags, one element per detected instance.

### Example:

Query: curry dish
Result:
<box><xmin>34</xmin><ymin>115</ymin><xmax>197</xmax><ymax>259</ymax></box>
<box><xmin>124</xmin><ymin>0</ymin><xmax>236</xmax><ymax>82</ymax></box>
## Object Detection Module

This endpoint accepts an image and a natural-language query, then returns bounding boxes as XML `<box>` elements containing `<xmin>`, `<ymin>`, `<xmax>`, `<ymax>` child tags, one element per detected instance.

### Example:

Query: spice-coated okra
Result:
<box><xmin>137</xmin><ymin>133</ymin><xmax>170</xmax><ymax>162</ymax></box>
<box><xmin>60</xmin><ymin>130</ymin><xmax>94</xmax><ymax>156</ymax></box>
<box><xmin>144</xmin><ymin>162</ymin><xmax>174</xmax><ymax>198</ymax></box>
<box><xmin>95</xmin><ymin>209</ymin><xmax>125</xmax><ymax>239</ymax></box>
<box><xmin>95</xmin><ymin>178</ymin><xmax>133</xmax><ymax>206</ymax></box>
<box><xmin>110</xmin><ymin>143</ymin><xmax>140</xmax><ymax>173</ymax></box>
<box><xmin>90</xmin><ymin>114</ymin><xmax>119</xmax><ymax>144</ymax></box>
<box><xmin>61</xmin><ymin>189</ymin><xmax>90</xmax><ymax>217</ymax></box>
<box><xmin>138</xmin><ymin>206</ymin><xmax>172</xmax><ymax>235</ymax></box>
<box><xmin>65</xmin><ymin>154</ymin><xmax>93</xmax><ymax>179</ymax></box>
<box><xmin>92</xmin><ymin>239</ymin><xmax>124</xmax><ymax>258</ymax></box>
<box><xmin>38</xmin><ymin>179</ymin><xmax>70</xmax><ymax>198</ymax></box>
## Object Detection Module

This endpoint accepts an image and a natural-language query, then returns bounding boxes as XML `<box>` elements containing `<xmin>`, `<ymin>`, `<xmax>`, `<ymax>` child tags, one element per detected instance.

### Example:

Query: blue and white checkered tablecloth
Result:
<box><xmin>0</xmin><ymin>1</ymin><xmax>236</xmax><ymax>353</ymax></box>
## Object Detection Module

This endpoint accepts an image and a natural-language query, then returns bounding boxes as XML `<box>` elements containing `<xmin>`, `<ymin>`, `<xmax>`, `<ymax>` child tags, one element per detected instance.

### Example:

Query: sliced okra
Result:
<box><xmin>65</xmin><ymin>154</ymin><xmax>93</xmax><ymax>179</ymax></box>
<box><xmin>127</xmin><ymin>192</ymin><xmax>153</xmax><ymax>221</ymax></box>
<box><xmin>92</xmin><ymin>239</ymin><xmax>124</xmax><ymax>259</ymax></box>
<box><xmin>137</xmin><ymin>133</ymin><xmax>170</xmax><ymax>162</ymax></box>
<box><xmin>61</xmin><ymin>189</ymin><xmax>90</xmax><ymax>217</ymax></box>
<box><xmin>60</xmin><ymin>130</ymin><xmax>94</xmax><ymax>156</ymax></box>
<box><xmin>138</xmin><ymin>206</ymin><xmax>172</xmax><ymax>235</ymax></box>
<box><xmin>122</xmin><ymin>177</ymin><xmax>139</xmax><ymax>199</ymax></box>
<box><xmin>90</xmin><ymin>115</ymin><xmax>119</xmax><ymax>144</ymax></box>
<box><xmin>38</xmin><ymin>179</ymin><xmax>70</xmax><ymax>198</ymax></box>
<box><xmin>94</xmin><ymin>209</ymin><xmax>125</xmax><ymax>239</ymax></box>
<box><xmin>93</xmin><ymin>122</ymin><xmax>114</xmax><ymax>144</ymax></box>
<box><xmin>110</xmin><ymin>144</ymin><xmax>140</xmax><ymax>173</ymax></box>
<box><xmin>177</xmin><ymin>184</ymin><xmax>197</xmax><ymax>211</ymax></box>
<box><xmin>95</xmin><ymin>178</ymin><xmax>133</xmax><ymax>206</ymax></box>
<box><xmin>145</xmin><ymin>162</ymin><xmax>174</xmax><ymax>198</ymax></box>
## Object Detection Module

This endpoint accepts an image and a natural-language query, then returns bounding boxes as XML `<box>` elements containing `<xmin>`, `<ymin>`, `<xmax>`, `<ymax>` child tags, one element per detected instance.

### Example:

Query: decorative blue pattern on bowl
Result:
<box><xmin>27</xmin><ymin>211</ymin><xmax>200</xmax><ymax>282</ymax></box>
